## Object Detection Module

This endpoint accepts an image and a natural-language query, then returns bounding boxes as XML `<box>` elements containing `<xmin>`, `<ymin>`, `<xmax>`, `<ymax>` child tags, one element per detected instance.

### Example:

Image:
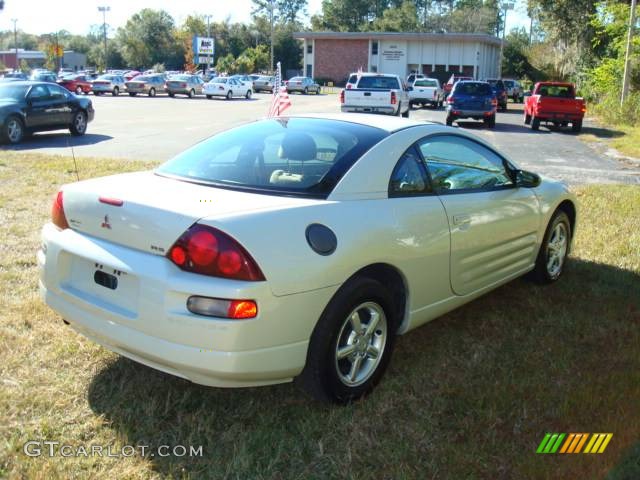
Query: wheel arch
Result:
<box><xmin>555</xmin><ymin>199</ymin><xmax>577</xmax><ymax>250</ymax></box>
<box><xmin>344</xmin><ymin>263</ymin><xmax>410</xmax><ymax>334</ymax></box>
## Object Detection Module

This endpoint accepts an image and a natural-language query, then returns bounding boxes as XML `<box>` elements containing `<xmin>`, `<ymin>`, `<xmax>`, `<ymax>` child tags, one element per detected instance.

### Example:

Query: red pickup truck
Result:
<box><xmin>524</xmin><ymin>82</ymin><xmax>586</xmax><ymax>132</ymax></box>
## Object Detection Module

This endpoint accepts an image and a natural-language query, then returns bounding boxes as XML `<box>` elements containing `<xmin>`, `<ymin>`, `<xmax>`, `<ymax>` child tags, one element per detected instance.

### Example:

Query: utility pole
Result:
<box><xmin>621</xmin><ymin>0</ymin><xmax>637</xmax><ymax>105</ymax></box>
<box><xmin>269</xmin><ymin>0</ymin><xmax>275</xmax><ymax>73</ymax></box>
<box><xmin>204</xmin><ymin>14</ymin><xmax>212</xmax><ymax>75</ymax></box>
<box><xmin>498</xmin><ymin>3</ymin><xmax>514</xmax><ymax>78</ymax></box>
<box><xmin>11</xmin><ymin>18</ymin><xmax>17</xmax><ymax>70</ymax></box>
<box><xmin>98</xmin><ymin>6</ymin><xmax>110</xmax><ymax>73</ymax></box>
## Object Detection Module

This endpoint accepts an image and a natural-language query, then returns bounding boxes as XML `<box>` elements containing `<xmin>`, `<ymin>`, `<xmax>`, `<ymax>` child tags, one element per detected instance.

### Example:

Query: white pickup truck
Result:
<box><xmin>409</xmin><ymin>77</ymin><xmax>444</xmax><ymax>109</ymax></box>
<box><xmin>340</xmin><ymin>73</ymin><xmax>410</xmax><ymax>117</ymax></box>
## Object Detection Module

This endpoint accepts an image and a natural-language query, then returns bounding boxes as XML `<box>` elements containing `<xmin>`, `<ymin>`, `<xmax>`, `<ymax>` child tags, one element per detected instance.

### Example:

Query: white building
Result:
<box><xmin>293</xmin><ymin>32</ymin><xmax>502</xmax><ymax>84</ymax></box>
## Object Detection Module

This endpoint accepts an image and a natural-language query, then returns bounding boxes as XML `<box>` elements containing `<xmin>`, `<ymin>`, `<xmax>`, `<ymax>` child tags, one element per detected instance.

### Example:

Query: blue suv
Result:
<box><xmin>445</xmin><ymin>81</ymin><xmax>497</xmax><ymax>128</ymax></box>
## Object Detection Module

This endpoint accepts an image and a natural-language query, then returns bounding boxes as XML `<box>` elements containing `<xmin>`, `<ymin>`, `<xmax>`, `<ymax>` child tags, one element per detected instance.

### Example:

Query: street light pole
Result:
<box><xmin>11</xmin><ymin>18</ymin><xmax>17</xmax><ymax>69</ymax></box>
<box><xmin>204</xmin><ymin>14</ymin><xmax>212</xmax><ymax>75</ymax></box>
<box><xmin>269</xmin><ymin>0</ymin><xmax>275</xmax><ymax>73</ymax></box>
<box><xmin>98</xmin><ymin>6</ymin><xmax>110</xmax><ymax>73</ymax></box>
<box><xmin>621</xmin><ymin>0</ymin><xmax>637</xmax><ymax>105</ymax></box>
<box><xmin>498</xmin><ymin>2</ymin><xmax>514</xmax><ymax>78</ymax></box>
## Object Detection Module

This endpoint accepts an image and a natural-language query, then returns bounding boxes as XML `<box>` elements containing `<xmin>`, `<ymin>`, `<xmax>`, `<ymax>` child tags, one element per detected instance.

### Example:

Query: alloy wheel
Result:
<box><xmin>334</xmin><ymin>302</ymin><xmax>387</xmax><ymax>387</ymax></box>
<box><xmin>546</xmin><ymin>223</ymin><xmax>568</xmax><ymax>277</ymax></box>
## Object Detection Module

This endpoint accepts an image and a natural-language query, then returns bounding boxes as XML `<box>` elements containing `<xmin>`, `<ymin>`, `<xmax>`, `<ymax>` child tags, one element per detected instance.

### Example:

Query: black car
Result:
<box><xmin>0</xmin><ymin>81</ymin><xmax>95</xmax><ymax>144</ymax></box>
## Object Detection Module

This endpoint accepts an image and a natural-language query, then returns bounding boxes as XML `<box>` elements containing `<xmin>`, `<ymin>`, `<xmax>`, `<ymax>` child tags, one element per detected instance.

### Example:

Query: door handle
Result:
<box><xmin>452</xmin><ymin>214</ymin><xmax>471</xmax><ymax>225</ymax></box>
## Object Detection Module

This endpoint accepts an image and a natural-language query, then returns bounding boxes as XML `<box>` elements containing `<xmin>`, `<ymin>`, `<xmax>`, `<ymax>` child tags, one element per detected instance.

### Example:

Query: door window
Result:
<box><xmin>47</xmin><ymin>84</ymin><xmax>70</xmax><ymax>100</ymax></box>
<box><xmin>418</xmin><ymin>135</ymin><xmax>513</xmax><ymax>193</ymax></box>
<box><xmin>389</xmin><ymin>148</ymin><xmax>431</xmax><ymax>196</ymax></box>
<box><xmin>28</xmin><ymin>85</ymin><xmax>50</xmax><ymax>101</ymax></box>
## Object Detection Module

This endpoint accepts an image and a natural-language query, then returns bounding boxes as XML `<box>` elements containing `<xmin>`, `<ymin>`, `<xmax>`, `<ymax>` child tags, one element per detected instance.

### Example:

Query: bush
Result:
<box><xmin>590</xmin><ymin>92</ymin><xmax>640</xmax><ymax>126</ymax></box>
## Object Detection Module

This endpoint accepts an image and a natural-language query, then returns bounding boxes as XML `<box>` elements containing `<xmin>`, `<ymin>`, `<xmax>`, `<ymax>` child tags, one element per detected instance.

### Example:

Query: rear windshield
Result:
<box><xmin>503</xmin><ymin>80</ymin><xmax>514</xmax><ymax>87</ymax></box>
<box><xmin>156</xmin><ymin>118</ymin><xmax>388</xmax><ymax>198</ymax></box>
<box><xmin>414</xmin><ymin>79</ymin><xmax>438</xmax><ymax>87</ymax></box>
<box><xmin>0</xmin><ymin>84</ymin><xmax>27</xmax><ymax>100</ymax></box>
<box><xmin>454</xmin><ymin>82</ymin><xmax>493</xmax><ymax>95</ymax></box>
<box><xmin>538</xmin><ymin>85</ymin><xmax>574</xmax><ymax>97</ymax></box>
<box><xmin>357</xmin><ymin>76</ymin><xmax>400</xmax><ymax>89</ymax></box>
<box><xmin>486</xmin><ymin>80</ymin><xmax>504</xmax><ymax>88</ymax></box>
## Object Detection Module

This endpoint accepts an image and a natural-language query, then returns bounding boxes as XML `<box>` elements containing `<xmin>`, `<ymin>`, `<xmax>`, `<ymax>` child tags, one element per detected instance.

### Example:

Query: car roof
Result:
<box><xmin>284</xmin><ymin>113</ymin><xmax>437</xmax><ymax>133</ymax></box>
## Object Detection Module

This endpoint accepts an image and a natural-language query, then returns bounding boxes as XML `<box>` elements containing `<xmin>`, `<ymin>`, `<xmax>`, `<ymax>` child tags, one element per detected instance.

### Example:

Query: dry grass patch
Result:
<box><xmin>1</xmin><ymin>152</ymin><xmax>639</xmax><ymax>479</ymax></box>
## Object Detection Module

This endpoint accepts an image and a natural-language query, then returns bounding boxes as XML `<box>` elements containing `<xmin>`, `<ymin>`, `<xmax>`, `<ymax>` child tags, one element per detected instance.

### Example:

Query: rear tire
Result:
<box><xmin>297</xmin><ymin>277</ymin><xmax>398</xmax><ymax>403</ymax></box>
<box><xmin>530</xmin><ymin>211</ymin><xmax>571</xmax><ymax>284</ymax></box>
<box><xmin>206</xmin><ymin>95</ymin><xmax>212</xmax><ymax>99</ymax></box>
<box><xmin>226</xmin><ymin>90</ymin><xmax>233</xmax><ymax>100</ymax></box>
<box><xmin>402</xmin><ymin>108</ymin><xmax>410</xmax><ymax>118</ymax></box>
<box><xmin>484</xmin><ymin>114</ymin><xmax>496</xmax><ymax>128</ymax></box>
<box><xmin>148</xmin><ymin>88</ymin><xmax>156</xmax><ymax>97</ymax></box>
<box><xmin>75</xmin><ymin>86</ymin><xmax>82</xmax><ymax>95</ymax></box>
<box><xmin>3</xmin><ymin>115</ymin><xmax>24</xmax><ymax>144</ymax></box>
<box><xmin>524</xmin><ymin>112</ymin><xmax>531</xmax><ymax>125</ymax></box>
<box><xmin>304</xmin><ymin>87</ymin><xmax>309</xmax><ymax>95</ymax></box>
<box><xmin>188</xmin><ymin>89</ymin><xmax>195</xmax><ymax>98</ymax></box>
<box><xmin>531</xmin><ymin>116</ymin><xmax>540</xmax><ymax>131</ymax></box>
<box><xmin>168</xmin><ymin>92</ymin><xmax>175</xmax><ymax>97</ymax></box>
<box><xmin>112</xmin><ymin>87</ymin><xmax>119</xmax><ymax>96</ymax></box>
<box><xmin>572</xmin><ymin>120</ymin><xmax>582</xmax><ymax>133</ymax></box>
<box><xmin>245</xmin><ymin>89</ymin><xmax>252</xmax><ymax>99</ymax></box>
<box><xmin>446</xmin><ymin>115</ymin><xmax>454</xmax><ymax>126</ymax></box>
<box><xmin>129</xmin><ymin>92</ymin><xmax>137</xmax><ymax>97</ymax></box>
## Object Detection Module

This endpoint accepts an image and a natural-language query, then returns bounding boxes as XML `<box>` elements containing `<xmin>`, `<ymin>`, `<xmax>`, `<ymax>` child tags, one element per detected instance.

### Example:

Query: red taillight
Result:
<box><xmin>390</xmin><ymin>91</ymin><xmax>397</xmax><ymax>105</ymax></box>
<box><xmin>346</xmin><ymin>84</ymin><xmax>352</xmax><ymax>89</ymax></box>
<box><xmin>51</xmin><ymin>190</ymin><xmax>69</xmax><ymax>230</ymax></box>
<box><xmin>491</xmin><ymin>98</ymin><xmax>498</xmax><ymax>106</ymax></box>
<box><xmin>340</xmin><ymin>89</ymin><xmax>345</xmax><ymax>103</ymax></box>
<box><xmin>447</xmin><ymin>97</ymin><xmax>455</xmax><ymax>104</ymax></box>
<box><xmin>168</xmin><ymin>224</ymin><xmax>265</xmax><ymax>281</ymax></box>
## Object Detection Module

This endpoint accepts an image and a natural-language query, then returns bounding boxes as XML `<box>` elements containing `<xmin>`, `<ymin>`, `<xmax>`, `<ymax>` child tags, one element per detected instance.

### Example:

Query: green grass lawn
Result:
<box><xmin>1</xmin><ymin>152</ymin><xmax>639</xmax><ymax>479</ymax></box>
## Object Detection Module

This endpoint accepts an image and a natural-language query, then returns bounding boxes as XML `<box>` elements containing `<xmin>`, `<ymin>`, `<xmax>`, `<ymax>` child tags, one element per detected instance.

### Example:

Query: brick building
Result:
<box><xmin>293</xmin><ymin>32</ymin><xmax>502</xmax><ymax>85</ymax></box>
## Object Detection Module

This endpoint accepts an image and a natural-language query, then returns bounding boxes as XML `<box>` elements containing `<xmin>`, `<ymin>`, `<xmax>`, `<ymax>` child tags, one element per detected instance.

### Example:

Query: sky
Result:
<box><xmin>0</xmin><ymin>0</ymin><xmax>530</xmax><ymax>37</ymax></box>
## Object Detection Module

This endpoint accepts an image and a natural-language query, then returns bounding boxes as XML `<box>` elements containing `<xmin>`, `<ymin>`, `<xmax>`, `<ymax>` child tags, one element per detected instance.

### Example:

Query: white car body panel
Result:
<box><xmin>39</xmin><ymin>114</ymin><xmax>577</xmax><ymax>388</ymax></box>
<box><xmin>203</xmin><ymin>79</ymin><xmax>251</xmax><ymax>98</ymax></box>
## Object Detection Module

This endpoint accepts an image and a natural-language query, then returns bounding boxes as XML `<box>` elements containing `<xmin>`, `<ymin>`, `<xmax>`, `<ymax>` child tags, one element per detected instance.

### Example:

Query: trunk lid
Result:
<box><xmin>344</xmin><ymin>89</ymin><xmax>392</xmax><ymax>107</ymax></box>
<box><xmin>61</xmin><ymin>171</ymin><xmax>319</xmax><ymax>255</ymax></box>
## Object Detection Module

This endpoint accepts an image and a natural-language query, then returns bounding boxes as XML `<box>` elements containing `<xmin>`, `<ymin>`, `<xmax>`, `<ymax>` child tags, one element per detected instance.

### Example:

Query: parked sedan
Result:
<box><xmin>203</xmin><ymin>77</ymin><xmax>252</xmax><ymax>99</ymax></box>
<box><xmin>125</xmin><ymin>74</ymin><xmax>166</xmax><ymax>97</ymax></box>
<box><xmin>253</xmin><ymin>75</ymin><xmax>275</xmax><ymax>93</ymax></box>
<box><xmin>286</xmin><ymin>76</ymin><xmax>320</xmax><ymax>94</ymax></box>
<box><xmin>29</xmin><ymin>72</ymin><xmax>58</xmax><ymax>83</ymax></box>
<box><xmin>165</xmin><ymin>74</ymin><xmax>204</xmax><ymax>98</ymax></box>
<box><xmin>0</xmin><ymin>81</ymin><xmax>94</xmax><ymax>144</ymax></box>
<box><xmin>58</xmin><ymin>74</ymin><xmax>92</xmax><ymax>95</ymax></box>
<box><xmin>39</xmin><ymin>113</ymin><xmax>576</xmax><ymax>403</ymax></box>
<box><xmin>91</xmin><ymin>74</ymin><xmax>126</xmax><ymax>96</ymax></box>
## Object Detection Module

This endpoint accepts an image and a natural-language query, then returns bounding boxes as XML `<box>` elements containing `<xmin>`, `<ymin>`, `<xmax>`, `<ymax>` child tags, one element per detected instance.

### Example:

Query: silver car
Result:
<box><xmin>125</xmin><ymin>74</ymin><xmax>166</xmax><ymax>97</ymax></box>
<box><xmin>92</xmin><ymin>74</ymin><xmax>126</xmax><ymax>96</ymax></box>
<box><xmin>165</xmin><ymin>74</ymin><xmax>205</xmax><ymax>98</ymax></box>
<box><xmin>286</xmin><ymin>76</ymin><xmax>320</xmax><ymax>94</ymax></box>
<box><xmin>253</xmin><ymin>75</ymin><xmax>275</xmax><ymax>93</ymax></box>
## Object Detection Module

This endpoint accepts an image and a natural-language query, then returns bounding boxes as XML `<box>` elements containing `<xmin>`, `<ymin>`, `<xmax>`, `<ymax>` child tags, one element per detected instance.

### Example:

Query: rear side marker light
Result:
<box><xmin>187</xmin><ymin>296</ymin><xmax>258</xmax><ymax>319</ymax></box>
<box><xmin>51</xmin><ymin>190</ymin><xmax>69</xmax><ymax>230</ymax></box>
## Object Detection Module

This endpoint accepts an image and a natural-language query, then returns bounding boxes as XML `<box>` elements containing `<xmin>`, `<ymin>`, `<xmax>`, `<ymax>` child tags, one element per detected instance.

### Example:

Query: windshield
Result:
<box><xmin>134</xmin><ymin>76</ymin><xmax>151</xmax><ymax>82</ymax></box>
<box><xmin>357</xmin><ymin>76</ymin><xmax>400</xmax><ymax>89</ymax></box>
<box><xmin>0</xmin><ymin>84</ymin><xmax>28</xmax><ymax>100</ymax></box>
<box><xmin>414</xmin><ymin>79</ymin><xmax>438</xmax><ymax>87</ymax></box>
<box><xmin>455</xmin><ymin>83</ymin><xmax>493</xmax><ymax>95</ymax></box>
<box><xmin>156</xmin><ymin>118</ymin><xmax>388</xmax><ymax>197</ymax></box>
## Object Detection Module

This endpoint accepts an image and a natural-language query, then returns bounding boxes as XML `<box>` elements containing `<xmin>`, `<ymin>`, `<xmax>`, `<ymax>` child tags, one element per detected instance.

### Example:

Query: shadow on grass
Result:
<box><xmin>87</xmin><ymin>258</ymin><xmax>640</xmax><ymax>478</ymax></box>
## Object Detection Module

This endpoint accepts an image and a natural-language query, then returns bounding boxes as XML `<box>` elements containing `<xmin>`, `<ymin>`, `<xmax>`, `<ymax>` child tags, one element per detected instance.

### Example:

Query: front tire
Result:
<box><xmin>572</xmin><ymin>120</ymin><xmax>582</xmax><ymax>133</ymax></box>
<box><xmin>69</xmin><ymin>111</ymin><xmax>87</xmax><ymax>136</ymax></box>
<box><xmin>129</xmin><ymin>92</ymin><xmax>137</xmax><ymax>97</ymax></box>
<box><xmin>112</xmin><ymin>86</ymin><xmax>119</xmax><ymax>96</ymax></box>
<box><xmin>531</xmin><ymin>116</ymin><xmax>540</xmax><ymax>131</ymax></box>
<box><xmin>245</xmin><ymin>89</ymin><xmax>252</xmax><ymax>99</ymax></box>
<box><xmin>75</xmin><ymin>86</ymin><xmax>82</xmax><ymax>95</ymax></box>
<box><xmin>148</xmin><ymin>87</ymin><xmax>156</xmax><ymax>97</ymax></box>
<box><xmin>297</xmin><ymin>277</ymin><xmax>397</xmax><ymax>403</ymax></box>
<box><xmin>226</xmin><ymin>90</ymin><xmax>233</xmax><ymax>100</ymax></box>
<box><xmin>304</xmin><ymin>87</ymin><xmax>309</xmax><ymax>95</ymax></box>
<box><xmin>188</xmin><ymin>89</ymin><xmax>195</xmax><ymax>98</ymax></box>
<box><xmin>524</xmin><ymin>112</ymin><xmax>531</xmax><ymax>125</ymax></box>
<box><xmin>3</xmin><ymin>116</ymin><xmax>24</xmax><ymax>144</ymax></box>
<box><xmin>531</xmin><ymin>211</ymin><xmax>571</xmax><ymax>284</ymax></box>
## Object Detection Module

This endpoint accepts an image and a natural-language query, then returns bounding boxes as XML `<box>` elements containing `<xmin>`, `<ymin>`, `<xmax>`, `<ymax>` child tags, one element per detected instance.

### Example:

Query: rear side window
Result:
<box><xmin>156</xmin><ymin>118</ymin><xmax>388</xmax><ymax>198</ymax></box>
<box><xmin>389</xmin><ymin>148</ymin><xmax>431</xmax><ymax>196</ymax></box>
<box><xmin>357</xmin><ymin>76</ymin><xmax>400</xmax><ymax>90</ymax></box>
<box><xmin>454</xmin><ymin>83</ymin><xmax>492</xmax><ymax>96</ymax></box>
<box><xmin>414</xmin><ymin>80</ymin><xmax>438</xmax><ymax>87</ymax></box>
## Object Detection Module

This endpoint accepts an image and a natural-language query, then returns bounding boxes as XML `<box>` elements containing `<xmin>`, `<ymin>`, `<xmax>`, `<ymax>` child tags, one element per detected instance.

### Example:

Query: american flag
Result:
<box><xmin>267</xmin><ymin>62</ymin><xmax>292</xmax><ymax>117</ymax></box>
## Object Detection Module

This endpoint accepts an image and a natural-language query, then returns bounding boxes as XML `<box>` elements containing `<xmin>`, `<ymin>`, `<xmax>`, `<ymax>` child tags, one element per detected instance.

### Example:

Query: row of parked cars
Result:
<box><xmin>2</xmin><ymin>69</ymin><xmax>323</xmax><ymax>100</ymax></box>
<box><xmin>340</xmin><ymin>72</ymin><xmax>584</xmax><ymax>132</ymax></box>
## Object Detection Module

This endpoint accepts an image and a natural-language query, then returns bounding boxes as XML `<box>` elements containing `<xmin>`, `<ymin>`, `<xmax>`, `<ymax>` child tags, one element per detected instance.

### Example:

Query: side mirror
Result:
<box><xmin>514</xmin><ymin>169</ymin><xmax>541</xmax><ymax>188</ymax></box>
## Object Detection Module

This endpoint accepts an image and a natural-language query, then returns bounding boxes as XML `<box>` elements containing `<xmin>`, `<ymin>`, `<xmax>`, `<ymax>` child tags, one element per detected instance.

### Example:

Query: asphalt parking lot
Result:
<box><xmin>4</xmin><ymin>91</ymin><xmax>640</xmax><ymax>185</ymax></box>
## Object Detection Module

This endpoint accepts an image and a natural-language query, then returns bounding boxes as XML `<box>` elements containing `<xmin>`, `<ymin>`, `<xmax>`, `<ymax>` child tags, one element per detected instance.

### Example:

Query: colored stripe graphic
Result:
<box><xmin>537</xmin><ymin>433</ymin><xmax>613</xmax><ymax>454</ymax></box>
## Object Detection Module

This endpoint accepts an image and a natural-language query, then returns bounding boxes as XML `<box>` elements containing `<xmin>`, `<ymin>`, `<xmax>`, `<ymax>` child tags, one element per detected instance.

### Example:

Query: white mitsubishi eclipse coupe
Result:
<box><xmin>39</xmin><ymin>114</ymin><xmax>577</xmax><ymax>403</ymax></box>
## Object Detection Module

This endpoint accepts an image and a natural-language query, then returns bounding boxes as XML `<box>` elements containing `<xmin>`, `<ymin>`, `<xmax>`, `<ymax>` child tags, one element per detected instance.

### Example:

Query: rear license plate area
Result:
<box><xmin>60</xmin><ymin>253</ymin><xmax>140</xmax><ymax>318</ymax></box>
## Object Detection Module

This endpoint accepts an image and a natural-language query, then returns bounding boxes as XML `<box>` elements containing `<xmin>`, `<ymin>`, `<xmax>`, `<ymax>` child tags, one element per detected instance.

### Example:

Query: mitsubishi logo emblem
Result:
<box><xmin>101</xmin><ymin>214</ymin><xmax>111</xmax><ymax>229</ymax></box>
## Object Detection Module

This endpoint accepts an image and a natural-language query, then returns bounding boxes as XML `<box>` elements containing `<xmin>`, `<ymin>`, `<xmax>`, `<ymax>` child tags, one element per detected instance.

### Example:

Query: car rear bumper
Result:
<box><xmin>38</xmin><ymin>223</ymin><xmax>338</xmax><ymax>388</ymax></box>
<box><xmin>92</xmin><ymin>85</ymin><xmax>113</xmax><ymax>92</ymax></box>
<box><xmin>535</xmin><ymin>112</ymin><xmax>583</xmax><ymax>121</ymax></box>
<box><xmin>447</xmin><ymin>107</ymin><xmax>495</xmax><ymax>118</ymax></box>
<box><xmin>166</xmin><ymin>88</ymin><xmax>192</xmax><ymax>95</ymax></box>
<box><xmin>341</xmin><ymin>105</ymin><xmax>396</xmax><ymax>115</ymax></box>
